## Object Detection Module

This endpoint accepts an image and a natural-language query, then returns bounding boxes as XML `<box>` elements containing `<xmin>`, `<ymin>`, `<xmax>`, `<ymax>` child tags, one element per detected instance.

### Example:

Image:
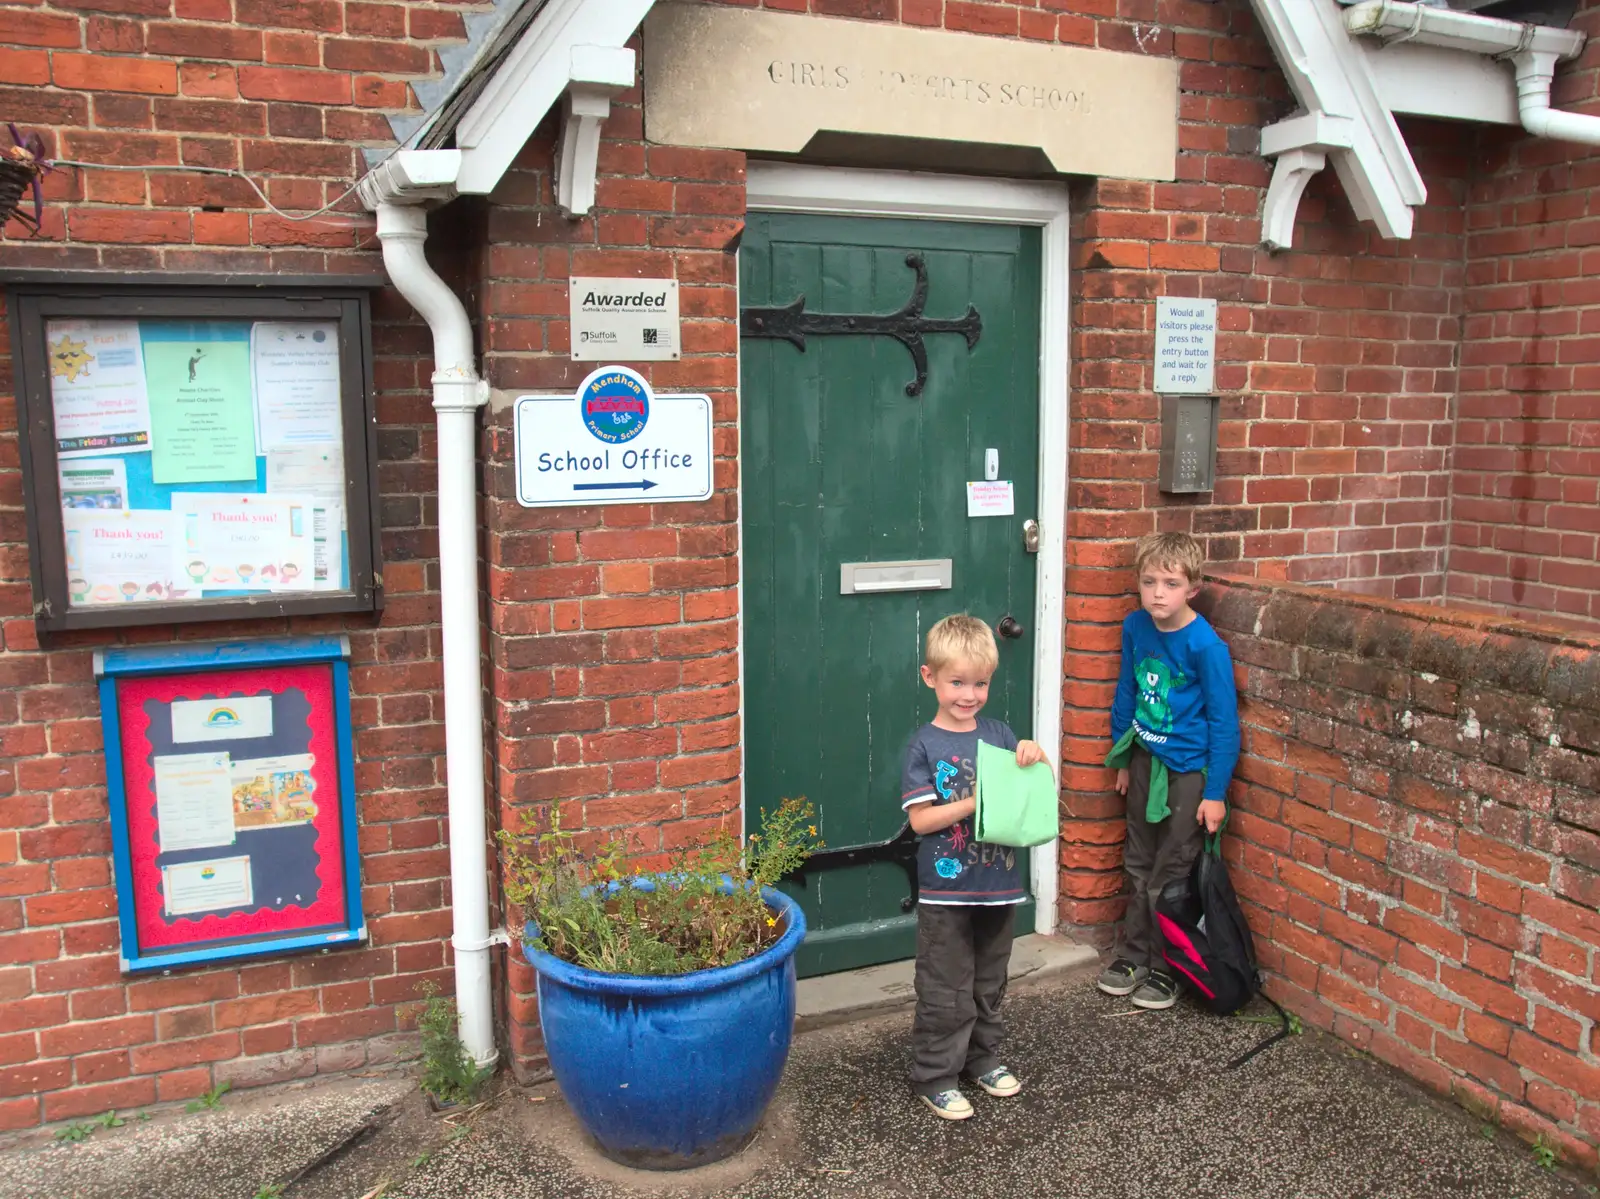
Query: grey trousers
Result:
<box><xmin>1116</xmin><ymin>746</ymin><xmax>1208</xmax><ymax>970</ymax></box>
<box><xmin>907</xmin><ymin>902</ymin><xmax>1016</xmax><ymax>1096</ymax></box>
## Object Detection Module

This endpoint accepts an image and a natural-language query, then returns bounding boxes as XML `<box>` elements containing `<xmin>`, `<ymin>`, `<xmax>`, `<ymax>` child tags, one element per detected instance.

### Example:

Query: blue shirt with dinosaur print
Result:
<box><xmin>1111</xmin><ymin>609</ymin><xmax>1240</xmax><ymax>802</ymax></box>
<box><xmin>901</xmin><ymin>718</ymin><xmax>1027</xmax><ymax>906</ymax></box>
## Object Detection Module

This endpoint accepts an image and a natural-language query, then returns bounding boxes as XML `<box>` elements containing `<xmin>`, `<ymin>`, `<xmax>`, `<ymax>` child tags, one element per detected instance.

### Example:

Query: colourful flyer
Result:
<box><xmin>170</xmin><ymin>492</ymin><xmax>315</xmax><ymax>592</ymax></box>
<box><xmin>62</xmin><ymin>508</ymin><xmax>177</xmax><ymax>606</ymax></box>
<box><xmin>47</xmin><ymin>319</ymin><xmax>153</xmax><ymax>458</ymax></box>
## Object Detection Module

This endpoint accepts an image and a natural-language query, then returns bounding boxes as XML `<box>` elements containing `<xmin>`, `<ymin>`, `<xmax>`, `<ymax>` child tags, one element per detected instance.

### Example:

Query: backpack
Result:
<box><xmin>1154</xmin><ymin>832</ymin><xmax>1291</xmax><ymax>1068</ymax></box>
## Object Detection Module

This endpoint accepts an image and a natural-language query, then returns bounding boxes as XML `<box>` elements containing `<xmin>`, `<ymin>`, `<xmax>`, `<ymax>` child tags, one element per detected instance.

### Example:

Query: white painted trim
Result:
<box><xmin>742</xmin><ymin>164</ymin><xmax>1070</xmax><ymax>938</ymax></box>
<box><xmin>1248</xmin><ymin>0</ymin><xmax>1425</xmax><ymax>249</ymax></box>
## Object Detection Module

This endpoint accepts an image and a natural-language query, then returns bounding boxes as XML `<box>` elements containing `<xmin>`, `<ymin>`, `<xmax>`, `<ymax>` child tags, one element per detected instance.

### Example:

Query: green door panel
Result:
<box><xmin>740</xmin><ymin>213</ymin><xmax>1042</xmax><ymax>978</ymax></box>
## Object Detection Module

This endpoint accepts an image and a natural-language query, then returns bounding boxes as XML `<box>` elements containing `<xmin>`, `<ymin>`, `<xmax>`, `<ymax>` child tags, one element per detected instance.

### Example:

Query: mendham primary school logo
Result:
<box><xmin>579</xmin><ymin>366</ymin><xmax>651</xmax><ymax>445</ymax></box>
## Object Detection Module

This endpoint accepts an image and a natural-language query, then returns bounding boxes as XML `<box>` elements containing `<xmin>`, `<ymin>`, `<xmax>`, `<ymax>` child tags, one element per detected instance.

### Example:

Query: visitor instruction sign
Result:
<box><xmin>568</xmin><ymin>277</ymin><xmax>681</xmax><ymax>362</ymax></box>
<box><xmin>1154</xmin><ymin>297</ymin><xmax>1217</xmax><ymax>394</ymax></box>
<box><xmin>513</xmin><ymin>365</ymin><xmax>712</xmax><ymax>508</ymax></box>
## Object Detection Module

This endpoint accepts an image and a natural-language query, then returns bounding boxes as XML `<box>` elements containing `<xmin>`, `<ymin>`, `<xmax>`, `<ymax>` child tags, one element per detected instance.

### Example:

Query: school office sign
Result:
<box><xmin>568</xmin><ymin>276</ymin><xmax>680</xmax><ymax>362</ymax></box>
<box><xmin>513</xmin><ymin>365</ymin><xmax>712</xmax><ymax>508</ymax></box>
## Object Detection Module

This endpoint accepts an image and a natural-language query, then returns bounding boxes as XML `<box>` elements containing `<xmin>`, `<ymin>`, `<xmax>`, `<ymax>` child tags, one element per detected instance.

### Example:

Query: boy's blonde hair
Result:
<box><xmin>925</xmin><ymin>614</ymin><xmax>999</xmax><ymax>675</ymax></box>
<box><xmin>1134</xmin><ymin>531</ymin><xmax>1205</xmax><ymax>584</ymax></box>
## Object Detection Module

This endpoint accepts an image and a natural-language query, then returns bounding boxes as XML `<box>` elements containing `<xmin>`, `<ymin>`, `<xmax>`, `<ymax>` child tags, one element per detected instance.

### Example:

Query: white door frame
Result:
<box><xmin>738</xmin><ymin>163</ymin><xmax>1070</xmax><ymax>937</ymax></box>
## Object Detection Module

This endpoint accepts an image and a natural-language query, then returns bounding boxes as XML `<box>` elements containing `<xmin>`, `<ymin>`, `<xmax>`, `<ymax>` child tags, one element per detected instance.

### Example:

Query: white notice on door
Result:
<box><xmin>967</xmin><ymin>481</ymin><xmax>1015</xmax><ymax>517</ymax></box>
<box><xmin>1154</xmin><ymin>297</ymin><xmax>1217</xmax><ymax>394</ymax></box>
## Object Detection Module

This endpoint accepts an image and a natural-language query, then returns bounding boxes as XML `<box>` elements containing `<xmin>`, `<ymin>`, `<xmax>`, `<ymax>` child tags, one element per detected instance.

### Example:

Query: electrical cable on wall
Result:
<box><xmin>47</xmin><ymin>159</ymin><xmax>377</xmax><ymax>226</ymax></box>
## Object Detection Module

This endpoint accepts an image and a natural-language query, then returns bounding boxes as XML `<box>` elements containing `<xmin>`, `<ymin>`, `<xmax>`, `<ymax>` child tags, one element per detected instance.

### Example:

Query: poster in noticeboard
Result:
<box><xmin>45</xmin><ymin>317</ymin><xmax>351</xmax><ymax>611</ymax></box>
<box><xmin>95</xmin><ymin>636</ymin><xmax>364</xmax><ymax>973</ymax></box>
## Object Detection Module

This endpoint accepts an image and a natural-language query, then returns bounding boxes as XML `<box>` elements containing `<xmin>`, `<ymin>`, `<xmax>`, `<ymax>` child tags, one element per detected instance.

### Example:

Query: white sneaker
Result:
<box><xmin>971</xmin><ymin>1067</ymin><xmax>1022</xmax><ymax>1097</ymax></box>
<box><xmin>919</xmin><ymin>1088</ymin><xmax>974</xmax><ymax>1121</ymax></box>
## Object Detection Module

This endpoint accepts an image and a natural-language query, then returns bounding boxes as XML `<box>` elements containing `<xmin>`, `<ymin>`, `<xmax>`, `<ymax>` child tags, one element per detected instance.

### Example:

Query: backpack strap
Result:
<box><xmin>1227</xmin><ymin>992</ymin><xmax>1293</xmax><ymax>1070</ymax></box>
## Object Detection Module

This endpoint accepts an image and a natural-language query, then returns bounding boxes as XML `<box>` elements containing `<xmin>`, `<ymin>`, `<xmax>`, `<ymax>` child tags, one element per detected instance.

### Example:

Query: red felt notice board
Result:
<box><xmin>98</xmin><ymin>638</ymin><xmax>365</xmax><ymax>972</ymax></box>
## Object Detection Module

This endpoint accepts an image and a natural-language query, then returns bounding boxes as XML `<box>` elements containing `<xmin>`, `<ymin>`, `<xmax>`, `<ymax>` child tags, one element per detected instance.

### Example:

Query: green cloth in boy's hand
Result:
<box><xmin>974</xmin><ymin>740</ymin><xmax>1058</xmax><ymax>848</ymax></box>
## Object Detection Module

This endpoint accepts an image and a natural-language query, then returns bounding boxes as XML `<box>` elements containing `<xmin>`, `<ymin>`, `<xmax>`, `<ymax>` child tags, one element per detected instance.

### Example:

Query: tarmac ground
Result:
<box><xmin>6</xmin><ymin>964</ymin><xmax>1596</xmax><ymax>1199</ymax></box>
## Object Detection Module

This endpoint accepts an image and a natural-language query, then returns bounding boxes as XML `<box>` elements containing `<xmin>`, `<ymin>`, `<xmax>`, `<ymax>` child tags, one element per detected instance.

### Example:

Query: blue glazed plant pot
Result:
<box><xmin>521</xmin><ymin>882</ymin><xmax>806</xmax><ymax>1170</ymax></box>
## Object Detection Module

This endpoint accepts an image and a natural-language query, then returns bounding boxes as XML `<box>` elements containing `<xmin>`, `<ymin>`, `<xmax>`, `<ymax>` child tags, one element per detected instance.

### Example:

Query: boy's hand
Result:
<box><xmin>1115</xmin><ymin>768</ymin><xmax>1129</xmax><ymax>796</ymax></box>
<box><xmin>1197</xmin><ymin>799</ymin><xmax>1226</xmax><ymax>834</ymax></box>
<box><xmin>1015</xmin><ymin>740</ymin><xmax>1047</xmax><ymax>768</ymax></box>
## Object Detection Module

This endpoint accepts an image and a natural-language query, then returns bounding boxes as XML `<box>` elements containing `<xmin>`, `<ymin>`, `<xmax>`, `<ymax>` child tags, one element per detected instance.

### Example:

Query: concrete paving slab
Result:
<box><xmin>796</xmin><ymin>933</ymin><xmax>1097</xmax><ymax>1029</ymax></box>
<box><xmin>0</xmin><ymin>1074</ymin><xmax>413</xmax><ymax>1199</ymax></box>
<box><xmin>393</xmin><ymin>971</ymin><xmax>1597</xmax><ymax>1199</ymax></box>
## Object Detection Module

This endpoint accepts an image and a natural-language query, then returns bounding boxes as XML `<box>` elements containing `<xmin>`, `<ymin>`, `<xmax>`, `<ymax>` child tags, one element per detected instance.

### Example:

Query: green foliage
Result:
<box><xmin>94</xmin><ymin>1110</ymin><xmax>124</xmax><ymax>1129</ymax></box>
<box><xmin>53</xmin><ymin>1122</ymin><xmax>94</xmax><ymax>1144</ymax></box>
<box><xmin>253</xmin><ymin>1185</ymin><xmax>285</xmax><ymax>1199</ymax></box>
<box><xmin>417</xmin><ymin>984</ymin><xmax>492</xmax><ymax>1107</ymax></box>
<box><xmin>185</xmin><ymin>1081</ymin><xmax>231</xmax><ymax>1113</ymax></box>
<box><xmin>498</xmin><ymin>798</ymin><xmax>819</xmax><ymax>977</ymax></box>
<box><xmin>1532</xmin><ymin>1134</ymin><xmax>1559</xmax><ymax>1171</ymax></box>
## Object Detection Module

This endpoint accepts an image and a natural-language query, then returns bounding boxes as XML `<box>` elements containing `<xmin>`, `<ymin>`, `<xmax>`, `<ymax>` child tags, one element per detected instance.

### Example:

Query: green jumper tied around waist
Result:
<box><xmin>1105</xmin><ymin>725</ymin><xmax>1205</xmax><ymax>823</ymax></box>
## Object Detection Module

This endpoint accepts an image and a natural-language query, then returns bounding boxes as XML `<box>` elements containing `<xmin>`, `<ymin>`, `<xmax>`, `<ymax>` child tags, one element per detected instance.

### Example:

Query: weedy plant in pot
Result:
<box><xmin>499</xmin><ymin>798</ymin><xmax>817</xmax><ymax>1170</ymax></box>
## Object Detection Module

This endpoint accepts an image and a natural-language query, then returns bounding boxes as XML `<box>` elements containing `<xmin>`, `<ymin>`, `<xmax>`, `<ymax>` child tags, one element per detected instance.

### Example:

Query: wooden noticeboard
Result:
<box><xmin>96</xmin><ymin>637</ymin><xmax>364</xmax><ymax>973</ymax></box>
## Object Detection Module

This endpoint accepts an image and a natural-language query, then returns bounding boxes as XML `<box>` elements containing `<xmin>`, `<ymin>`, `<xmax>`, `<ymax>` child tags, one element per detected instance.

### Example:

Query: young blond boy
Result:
<box><xmin>1099</xmin><ymin>532</ymin><xmax>1240</xmax><ymax>1009</ymax></box>
<box><xmin>900</xmin><ymin>615</ymin><xmax>1050</xmax><ymax>1120</ymax></box>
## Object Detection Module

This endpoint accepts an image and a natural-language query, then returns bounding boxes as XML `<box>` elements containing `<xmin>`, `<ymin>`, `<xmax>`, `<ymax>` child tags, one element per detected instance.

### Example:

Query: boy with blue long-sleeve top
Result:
<box><xmin>1099</xmin><ymin>531</ymin><xmax>1240</xmax><ymax>1010</ymax></box>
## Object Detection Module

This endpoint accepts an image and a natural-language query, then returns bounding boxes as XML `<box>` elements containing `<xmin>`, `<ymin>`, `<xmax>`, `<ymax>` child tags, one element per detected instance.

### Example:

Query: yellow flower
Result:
<box><xmin>808</xmin><ymin>825</ymin><xmax>817</xmax><ymax>836</ymax></box>
<box><xmin>765</xmin><ymin>916</ymin><xmax>776</xmax><ymax>927</ymax></box>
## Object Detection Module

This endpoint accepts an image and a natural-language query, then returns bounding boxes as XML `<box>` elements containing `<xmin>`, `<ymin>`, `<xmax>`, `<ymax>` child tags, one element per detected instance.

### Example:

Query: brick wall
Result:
<box><xmin>471</xmin><ymin>101</ymin><xmax>748</xmax><ymax>1073</ymax></box>
<box><xmin>1450</xmin><ymin>0</ymin><xmax>1600</xmax><ymax>626</ymax></box>
<box><xmin>0</xmin><ymin>0</ymin><xmax>456</xmax><ymax>1127</ymax></box>
<box><xmin>4</xmin><ymin>0</ymin><xmax>1600</xmax><ymax>1134</ymax></box>
<box><xmin>1187</xmin><ymin>576</ymin><xmax>1599</xmax><ymax>1167</ymax></box>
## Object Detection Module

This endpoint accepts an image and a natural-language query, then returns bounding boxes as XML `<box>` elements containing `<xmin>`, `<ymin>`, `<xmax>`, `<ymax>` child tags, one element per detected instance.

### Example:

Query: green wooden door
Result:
<box><xmin>740</xmin><ymin>213</ymin><xmax>1042</xmax><ymax>978</ymax></box>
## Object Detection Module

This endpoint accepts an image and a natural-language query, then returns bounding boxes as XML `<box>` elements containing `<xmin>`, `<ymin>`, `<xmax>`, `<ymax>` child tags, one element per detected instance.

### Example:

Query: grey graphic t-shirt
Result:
<box><xmin>901</xmin><ymin>718</ymin><xmax>1027</xmax><ymax>906</ymax></box>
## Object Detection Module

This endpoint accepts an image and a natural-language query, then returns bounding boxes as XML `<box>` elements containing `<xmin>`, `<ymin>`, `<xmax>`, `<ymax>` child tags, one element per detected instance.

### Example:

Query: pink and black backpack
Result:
<box><xmin>1155</xmin><ymin>834</ymin><xmax>1291</xmax><ymax>1068</ymax></box>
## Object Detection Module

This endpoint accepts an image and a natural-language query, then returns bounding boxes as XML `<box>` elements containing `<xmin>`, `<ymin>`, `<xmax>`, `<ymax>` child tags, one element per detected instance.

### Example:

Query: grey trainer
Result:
<box><xmin>1096</xmin><ymin>957</ymin><xmax>1149</xmax><ymax>997</ymax></box>
<box><xmin>1130</xmin><ymin>970</ymin><xmax>1179</xmax><ymax>1010</ymax></box>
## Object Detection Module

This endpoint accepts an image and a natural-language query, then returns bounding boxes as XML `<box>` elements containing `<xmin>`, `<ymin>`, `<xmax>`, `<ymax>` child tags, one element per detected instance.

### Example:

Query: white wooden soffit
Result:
<box><xmin>359</xmin><ymin>0</ymin><xmax>654</xmax><ymax>214</ymax></box>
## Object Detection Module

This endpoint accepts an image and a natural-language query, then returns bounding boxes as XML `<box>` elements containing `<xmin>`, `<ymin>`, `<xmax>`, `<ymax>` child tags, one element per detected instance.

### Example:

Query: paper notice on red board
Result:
<box><xmin>163</xmin><ymin>855</ymin><xmax>253</xmax><ymax>916</ymax></box>
<box><xmin>152</xmin><ymin>751</ymin><xmax>236</xmax><ymax>853</ymax></box>
<box><xmin>966</xmin><ymin>480</ymin><xmax>1015</xmax><ymax>518</ymax></box>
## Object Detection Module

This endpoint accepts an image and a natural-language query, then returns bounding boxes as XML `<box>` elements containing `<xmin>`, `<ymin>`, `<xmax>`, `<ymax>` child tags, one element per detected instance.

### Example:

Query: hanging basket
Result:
<box><xmin>0</xmin><ymin>145</ymin><xmax>43</xmax><ymax>230</ymax></box>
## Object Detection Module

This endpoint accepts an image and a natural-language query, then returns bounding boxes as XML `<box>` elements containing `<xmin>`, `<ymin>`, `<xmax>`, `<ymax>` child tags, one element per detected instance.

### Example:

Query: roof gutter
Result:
<box><xmin>1343</xmin><ymin>1</ymin><xmax>1592</xmax><ymax>144</ymax></box>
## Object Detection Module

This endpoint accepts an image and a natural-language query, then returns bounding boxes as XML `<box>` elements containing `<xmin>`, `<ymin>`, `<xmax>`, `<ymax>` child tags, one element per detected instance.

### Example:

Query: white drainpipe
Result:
<box><xmin>1511</xmin><ymin>48</ymin><xmax>1600</xmax><ymax>146</ymax></box>
<box><xmin>374</xmin><ymin>202</ymin><xmax>496</xmax><ymax>1067</ymax></box>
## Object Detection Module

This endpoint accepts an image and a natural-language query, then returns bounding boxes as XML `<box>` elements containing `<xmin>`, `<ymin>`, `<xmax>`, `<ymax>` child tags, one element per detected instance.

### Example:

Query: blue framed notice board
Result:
<box><xmin>96</xmin><ymin>636</ymin><xmax>364</xmax><ymax>973</ymax></box>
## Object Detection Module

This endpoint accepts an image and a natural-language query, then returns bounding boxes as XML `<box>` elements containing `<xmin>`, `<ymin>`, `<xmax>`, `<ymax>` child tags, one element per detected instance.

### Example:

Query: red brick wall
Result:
<box><xmin>471</xmin><ymin>99</ymin><xmax>748</xmax><ymax>1071</ymax></box>
<box><xmin>3</xmin><ymin>0</ymin><xmax>1598</xmax><ymax>1135</ymax></box>
<box><xmin>1192</xmin><ymin>576</ymin><xmax>1600</xmax><ymax>1167</ymax></box>
<box><xmin>0</xmin><ymin>0</ymin><xmax>456</xmax><ymax>1127</ymax></box>
<box><xmin>1451</xmin><ymin>0</ymin><xmax>1600</xmax><ymax>626</ymax></box>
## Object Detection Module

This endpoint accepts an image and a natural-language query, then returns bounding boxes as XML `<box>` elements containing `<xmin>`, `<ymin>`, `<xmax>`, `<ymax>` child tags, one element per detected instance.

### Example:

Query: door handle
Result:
<box><xmin>997</xmin><ymin>615</ymin><xmax>1025</xmax><ymax>640</ymax></box>
<box><xmin>1022</xmin><ymin>519</ymin><xmax>1039</xmax><ymax>553</ymax></box>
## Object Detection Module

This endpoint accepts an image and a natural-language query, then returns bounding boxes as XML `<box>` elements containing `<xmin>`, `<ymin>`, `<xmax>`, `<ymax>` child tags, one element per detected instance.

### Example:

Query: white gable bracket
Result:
<box><xmin>556</xmin><ymin>45</ymin><xmax>637</xmax><ymax>218</ymax></box>
<box><xmin>1249</xmin><ymin>0</ymin><xmax>1424</xmax><ymax>251</ymax></box>
<box><xmin>453</xmin><ymin>0</ymin><xmax>654</xmax><ymax>197</ymax></box>
<box><xmin>358</xmin><ymin>0</ymin><xmax>655</xmax><ymax>210</ymax></box>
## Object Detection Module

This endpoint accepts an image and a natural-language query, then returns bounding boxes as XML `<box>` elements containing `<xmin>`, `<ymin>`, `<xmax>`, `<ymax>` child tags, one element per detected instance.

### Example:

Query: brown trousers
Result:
<box><xmin>1116</xmin><ymin>745</ymin><xmax>1208</xmax><ymax>970</ymax></box>
<box><xmin>907</xmin><ymin>902</ymin><xmax>1016</xmax><ymax>1097</ymax></box>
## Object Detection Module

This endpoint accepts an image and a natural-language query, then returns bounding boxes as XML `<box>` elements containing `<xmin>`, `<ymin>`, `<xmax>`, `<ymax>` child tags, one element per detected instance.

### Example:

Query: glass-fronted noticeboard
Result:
<box><xmin>6</xmin><ymin>279</ymin><xmax>383</xmax><ymax>631</ymax></box>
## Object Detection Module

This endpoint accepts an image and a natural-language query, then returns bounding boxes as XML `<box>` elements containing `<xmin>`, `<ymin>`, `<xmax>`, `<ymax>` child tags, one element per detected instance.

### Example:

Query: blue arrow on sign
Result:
<box><xmin>572</xmin><ymin>479</ymin><xmax>659</xmax><ymax>492</ymax></box>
